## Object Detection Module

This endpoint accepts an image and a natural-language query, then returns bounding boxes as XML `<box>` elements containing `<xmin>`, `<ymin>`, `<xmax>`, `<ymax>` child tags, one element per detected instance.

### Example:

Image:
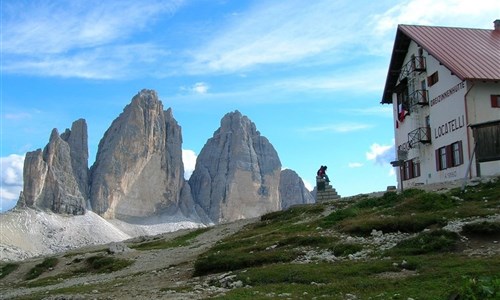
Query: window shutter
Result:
<box><xmin>435</xmin><ymin>149</ymin><xmax>440</xmax><ymax>171</ymax></box>
<box><xmin>409</xmin><ymin>160</ymin><xmax>414</xmax><ymax>179</ymax></box>
<box><xmin>416</xmin><ymin>161</ymin><xmax>421</xmax><ymax>177</ymax></box>
<box><xmin>491</xmin><ymin>95</ymin><xmax>499</xmax><ymax>108</ymax></box>
<box><xmin>446</xmin><ymin>145</ymin><xmax>453</xmax><ymax>168</ymax></box>
<box><xmin>458</xmin><ymin>141</ymin><xmax>464</xmax><ymax>165</ymax></box>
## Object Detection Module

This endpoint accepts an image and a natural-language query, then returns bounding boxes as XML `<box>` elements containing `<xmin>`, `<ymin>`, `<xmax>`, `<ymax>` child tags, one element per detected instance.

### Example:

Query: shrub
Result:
<box><xmin>194</xmin><ymin>249</ymin><xmax>298</xmax><ymax>276</ymax></box>
<box><xmin>0</xmin><ymin>263</ymin><xmax>19</xmax><ymax>279</ymax></box>
<box><xmin>25</xmin><ymin>257</ymin><xmax>59</xmax><ymax>280</ymax></box>
<box><xmin>340</xmin><ymin>214</ymin><xmax>446</xmax><ymax>235</ymax></box>
<box><xmin>130</xmin><ymin>227</ymin><xmax>210</xmax><ymax>250</ymax></box>
<box><xmin>388</xmin><ymin>229</ymin><xmax>459</xmax><ymax>255</ymax></box>
<box><xmin>320</xmin><ymin>207</ymin><xmax>359</xmax><ymax>228</ymax></box>
<box><xmin>456</xmin><ymin>276</ymin><xmax>500</xmax><ymax>299</ymax></box>
<box><xmin>80</xmin><ymin>255</ymin><xmax>132</xmax><ymax>273</ymax></box>
<box><xmin>462</xmin><ymin>221</ymin><xmax>500</xmax><ymax>236</ymax></box>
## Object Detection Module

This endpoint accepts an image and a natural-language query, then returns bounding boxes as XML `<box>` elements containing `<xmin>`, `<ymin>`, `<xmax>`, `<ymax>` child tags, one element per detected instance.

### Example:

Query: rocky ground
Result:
<box><xmin>0</xmin><ymin>217</ymin><xmax>257</xmax><ymax>300</ymax></box>
<box><xmin>2</xmin><ymin>212</ymin><xmax>499</xmax><ymax>300</ymax></box>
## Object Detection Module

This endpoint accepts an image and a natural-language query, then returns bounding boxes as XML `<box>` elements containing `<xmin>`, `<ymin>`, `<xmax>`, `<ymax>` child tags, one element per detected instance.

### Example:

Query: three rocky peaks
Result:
<box><xmin>17</xmin><ymin>89</ymin><xmax>313</xmax><ymax>224</ymax></box>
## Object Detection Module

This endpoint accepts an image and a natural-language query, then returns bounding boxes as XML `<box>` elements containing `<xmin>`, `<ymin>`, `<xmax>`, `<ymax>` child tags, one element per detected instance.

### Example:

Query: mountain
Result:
<box><xmin>17</xmin><ymin>119</ymin><xmax>89</xmax><ymax>215</ymax></box>
<box><xmin>2</xmin><ymin>89</ymin><xmax>314</xmax><ymax>261</ymax></box>
<box><xmin>89</xmin><ymin>90</ymin><xmax>186</xmax><ymax>220</ymax></box>
<box><xmin>279</xmin><ymin>169</ymin><xmax>315</xmax><ymax>209</ymax></box>
<box><xmin>188</xmin><ymin>111</ymin><xmax>283</xmax><ymax>223</ymax></box>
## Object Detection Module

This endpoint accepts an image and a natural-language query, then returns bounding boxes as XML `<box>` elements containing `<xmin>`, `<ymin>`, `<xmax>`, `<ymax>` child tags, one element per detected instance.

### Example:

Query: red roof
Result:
<box><xmin>381</xmin><ymin>24</ymin><xmax>500</xmax><ymax>103</ymax></box>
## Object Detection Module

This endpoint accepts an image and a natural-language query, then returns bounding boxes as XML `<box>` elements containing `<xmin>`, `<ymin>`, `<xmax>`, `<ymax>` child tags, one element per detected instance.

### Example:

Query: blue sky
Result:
<box><xmin>1</xmin><ymin>0</ymin><xmax>499</xmax><ymax>212</ymax></box>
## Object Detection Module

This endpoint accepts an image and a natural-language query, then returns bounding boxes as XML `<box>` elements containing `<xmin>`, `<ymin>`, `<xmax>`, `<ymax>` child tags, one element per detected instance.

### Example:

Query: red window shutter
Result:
<box><xmin>491</xmin><ymin>95</ymin><xmax>499</xmax><ymax>108</ymax></box>
<box><xmin>435</xmin><ymin>149</ymin><xmax>440</xmax><ymax>171</ymax></box>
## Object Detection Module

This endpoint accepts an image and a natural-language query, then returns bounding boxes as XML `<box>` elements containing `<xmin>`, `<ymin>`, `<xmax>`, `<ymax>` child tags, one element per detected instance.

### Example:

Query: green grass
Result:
<box><xmin>209</xmin><ymin>255</ymin><xmax>500</xmax><ymax>300</ymax></box>
<box><xmin>386</xmin><ymin>229</ymin><xmax>460</xmax><ymax>255</ymax></box>
<box><xmin>191</xmin><ymin>177</ymin><xmax>500</xmax><ymax>299</ymax></box>
<box><xmin>24</xmin><ymin>257</ymin><xmax>59</xmax><ymax>280</ymax></box>
<box><xmin>130</xmin><ymin>227</ymin><xmax>210</xmax><ymax>250</ymax></box>
<box><xmin>462</xmin><ymin>221</ymin><xmax>500</xmax><ymax>236</ymax></box>
<box><xmin>74</xmin><ymin>255</ymin><xmax>133</xmax><ymax>274</ymax></box>
<box><xmin>0</xmin><ymin>262</ymin><xmax>19</xmax><ymax>279</ymax></box>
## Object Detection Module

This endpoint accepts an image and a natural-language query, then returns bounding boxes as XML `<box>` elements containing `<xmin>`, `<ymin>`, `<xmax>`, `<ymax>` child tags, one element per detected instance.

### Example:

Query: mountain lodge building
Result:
<box><xmin>381</xmin><ymin>20</ymin><xmax>500</xmax><ymax>190</ymax></box>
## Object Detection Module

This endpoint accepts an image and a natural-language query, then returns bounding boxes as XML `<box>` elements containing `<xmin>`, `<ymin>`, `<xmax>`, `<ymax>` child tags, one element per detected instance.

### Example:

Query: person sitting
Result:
<box><xmin>316</xmin><ymin>165</ymin><xmax>330</xmax><ymax>183</ymax></box>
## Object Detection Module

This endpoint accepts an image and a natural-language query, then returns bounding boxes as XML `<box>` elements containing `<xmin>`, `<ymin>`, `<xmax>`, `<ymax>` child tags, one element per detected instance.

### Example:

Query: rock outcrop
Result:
<box><xmin>188</xmin><ymin>111</ymin><xmax>282</xmax><ymax>223</ymax></box>
<box><xmin>15</xmin><ymin>90</ymin><xmax>313</xmax><ymax>224</ymax></box>
<box><xmin>279</xmin><ymin>169</ymin><xmax>315</xmax><ymax>209</ymax></box>
<box><xmin>89</xmin><ymin>90</ymin><xmax>185</xmax><ymax>220</ymax></box>
<box><xmin>17</xmin><ymin>119</ymin><xmax>88</xmax><ymax>215</ymax></box>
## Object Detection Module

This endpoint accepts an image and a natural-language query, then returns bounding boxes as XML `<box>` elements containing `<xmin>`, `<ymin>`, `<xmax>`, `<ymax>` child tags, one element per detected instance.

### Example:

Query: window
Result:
<box><xmin>437</xmin><ymin>147</ymin><xmax>447</xmax><ymax>170</ymax></box>
<box><xmin>427</xmin><ymin>71</ymin><xmax>439</xmax><ymax>87</ymax></box>
<box><xmin>436</xmin><ymin>141</ymin><xmax>464</xmax><ymax>171</ymax></box>
<box><xmin>451</xmin><ymin>141</ymin><xmax>463</xmax><ymax>167</ymax></box>
<box><xmin>491</xmin><ymin>95</ymin><xmax>500</xmax><ymax>108</ymax></box>
<box><xmin>402</xmin><ymin>158</ymin><xmax>421</xmax><ymax>181</ymax></box>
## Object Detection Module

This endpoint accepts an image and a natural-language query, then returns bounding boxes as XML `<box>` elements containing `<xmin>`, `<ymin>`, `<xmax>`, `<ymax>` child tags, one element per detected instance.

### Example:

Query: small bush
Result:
<box><xmin>456</xmin><ymin>276</ymin><xmax>500</xmax><ymax>299</ymax></box>
<box><xmin>402</xmin><ymin>193</ymin><xmax>456</xmax><ymax>212</ymax></box>
<box><xmin>320</xmin><ymin>207</ymin><xmax>359</xmax><ymax>228</ymax></box>
<box><xmin>79</xmin><ymin>255</ymin><xmax>132</xmax><ymax>273</ymax></box>
<box><xmin>340</xmin><ymin>214</ymin><xmax>446</xmax><ymax>235</ymax></box>
<box><xmin>25</xmin><ymin>257</ymin><xmax>59</xmax><ymax>280</ymax></box>
<box><xmin>131</xmin><ymin>227</ymin><xmax>210</xmax><ymax>250</ymax></box>
<box><xmin>388</xmin><ymin>229</ymin><xmax>459</xmax><ymax>255</ymax></box>
<box><xmin>462</xmin><ymin>221</ymin><xmax>500</xmax><ymax>236</ymax></box>
<box><xmin>194</xmin><ymin>249</ymin><xmax>298</xmax><ymax>276</ymax></box>
<box><xmin>0</xmin><ymin>263</ymin><xmax>19</xmax><ymax>279</ymax></box>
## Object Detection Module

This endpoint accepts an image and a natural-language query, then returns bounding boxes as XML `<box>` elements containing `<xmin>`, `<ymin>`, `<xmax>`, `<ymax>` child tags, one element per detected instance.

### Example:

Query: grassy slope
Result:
<box><xmin>194</xmin><ymin>178</ymin><xmax>500</xmax><ymax>299</ymax></box>
<box><xmin>1</xmin><ymin>178</ymin><xmax>499</xmax><ymax>299</ymax></box>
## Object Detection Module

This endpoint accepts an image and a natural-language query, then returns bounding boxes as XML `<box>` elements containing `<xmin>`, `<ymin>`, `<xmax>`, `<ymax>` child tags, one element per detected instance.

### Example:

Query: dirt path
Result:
<box><xmin>0</xmin><ymin>218</ymin><xmax>257</xmax><ymax>300</ymax></box>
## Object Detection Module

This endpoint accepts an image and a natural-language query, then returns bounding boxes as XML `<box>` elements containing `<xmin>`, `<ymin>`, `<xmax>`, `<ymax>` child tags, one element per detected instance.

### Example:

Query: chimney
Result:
<box><xmin>494</xmin><ymin>19</ymin><xmax>500</xmax><ymax>31</ymax></box>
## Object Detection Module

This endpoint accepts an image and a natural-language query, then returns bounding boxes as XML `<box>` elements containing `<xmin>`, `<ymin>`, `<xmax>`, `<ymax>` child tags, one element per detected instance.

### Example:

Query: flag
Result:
<box><xmin>398</xmin><ymin>103</ymin><xmax>408</xmax><ymax>122</ymax></box>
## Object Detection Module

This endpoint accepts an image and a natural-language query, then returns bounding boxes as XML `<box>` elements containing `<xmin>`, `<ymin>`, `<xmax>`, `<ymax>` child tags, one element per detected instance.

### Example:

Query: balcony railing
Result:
<box><xmin>409</xmin><ymin>89</ymin><xmax>429</xmax><ymax>108</ymax></box>
<box><xmin>408</xmin><ymin>126</ymin><xmax>431</xmax><ymax>147</ymax></box>
<box><xmin>398</xmin><ymin>56</ymin><xmax>426</xmax><ymax>82</ymax></box>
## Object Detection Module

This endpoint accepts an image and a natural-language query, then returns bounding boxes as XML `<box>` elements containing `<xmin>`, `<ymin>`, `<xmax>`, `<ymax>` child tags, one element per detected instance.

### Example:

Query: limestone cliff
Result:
<box><xmin>279</xmin><ymin>169</ymin><xmax>315</xmax><ymax>209</ymax></box>
<box><xmin>17</xmin><ymin>119</ymin><xmax>88</xmax><ymax>215</ymax></box>
<box><xmin>89</xmin><ymin>89</ymin><xmax>184</xmax><ymax>220</ymax></box>
<box><xmin>188</xmin><ymin>111</ymin><xmax>282</xmax><ymax>223</ymax></box>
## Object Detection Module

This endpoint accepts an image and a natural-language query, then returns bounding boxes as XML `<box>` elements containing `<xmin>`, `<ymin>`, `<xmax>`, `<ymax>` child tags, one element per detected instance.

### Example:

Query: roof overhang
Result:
<box><xmin>380</xmin><ymin>27</ymin><xmax>411</xmax><ymax>104</ymax></box>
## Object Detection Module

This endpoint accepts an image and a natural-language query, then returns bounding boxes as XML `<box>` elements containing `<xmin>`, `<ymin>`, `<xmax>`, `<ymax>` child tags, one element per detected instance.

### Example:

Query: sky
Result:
<box><xmin>1</xmin><ymin>0</ymin><xmax>499</xmax><ymax>213</ymax></box>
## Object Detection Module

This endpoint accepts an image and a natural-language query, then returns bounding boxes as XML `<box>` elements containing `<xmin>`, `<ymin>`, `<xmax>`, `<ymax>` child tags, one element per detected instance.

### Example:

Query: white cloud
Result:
<box><xmin>302</xmin><ymin>123</ymin><xmax>373</xmax><ymax>133</ymax></box>
<box><xmin>366</xmin><ymin>142</ymin><xmax>395</xmax><ymax>165</ymax></box>
<box><xmin>182</xmin><ymin>149</ymin><xmax>197</xmax><ymax>180</ymax></box>
<box><xmin>179</xmin><ymin>82</ymin><xmax>210</xmax><ymax>96</ymax></box>
<box><xmin>372</xmin><ymin>0</ymin><xmax>500</xmax><ymax>35</ymax></box>
<box><xmin>1</xmin><ymin>154</ymin><xmax>25</xmax><ymax>212</ymax></box>
<box><xmin>2</xmin><ymin>0</ymin><xmax>183</xmax><ymax>79</ymax></box>
<box><xmin>348</xmin><ymin>162</ymin><xmax>363</xmax><ymax>168</ymax></box>
<box><xmin>189</xmin><ymin>0</ymin><xmax>362</xmax><ymax>73</ymax></box>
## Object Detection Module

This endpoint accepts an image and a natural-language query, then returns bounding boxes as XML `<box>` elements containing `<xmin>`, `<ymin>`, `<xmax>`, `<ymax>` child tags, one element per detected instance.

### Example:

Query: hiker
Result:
<box><xmin>316</xmin><ymin>165</ymin><xmax>330</xmax><ymax>183</ymax></box>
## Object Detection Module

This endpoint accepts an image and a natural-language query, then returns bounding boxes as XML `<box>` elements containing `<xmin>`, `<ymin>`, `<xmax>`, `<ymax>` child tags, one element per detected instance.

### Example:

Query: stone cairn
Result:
<box><xmin>315</xmin><ymin>177</ymin><xmax>340</xmax><ymax>202</ymax></box>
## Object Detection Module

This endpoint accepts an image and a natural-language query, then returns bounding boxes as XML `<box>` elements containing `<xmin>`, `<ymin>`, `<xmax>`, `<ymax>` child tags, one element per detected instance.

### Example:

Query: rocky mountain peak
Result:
<box><xmin>17</xmin><ymin>119</ymin><xmax>88</xmax><ymax>215</ymax></box>
<box><xmin>89</xmin><ymin>89</ymin><xmax>185</xmax><ymax>220</ymax></box>
<box><xmin>189</xmin><ymin>111</ymin><xmax>283</xmax><ymax>223</ymax></box>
